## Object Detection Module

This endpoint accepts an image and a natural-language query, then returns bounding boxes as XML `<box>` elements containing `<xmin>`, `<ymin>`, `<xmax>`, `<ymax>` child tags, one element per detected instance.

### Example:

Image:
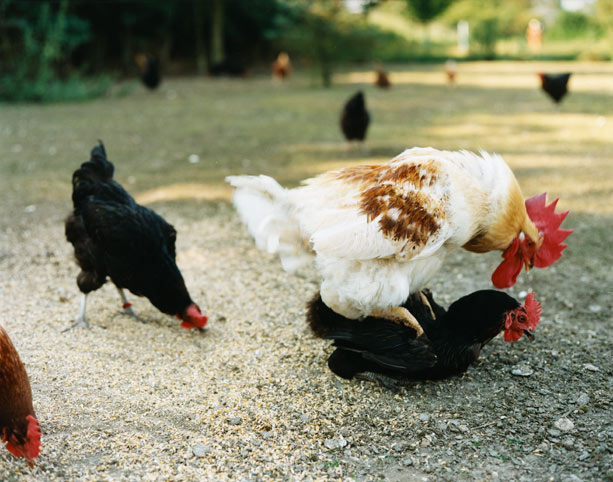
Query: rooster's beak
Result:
<box><xmin>523</xmin><ymin>330</ymin><xmax>535</xmax><ymax>341</ymax></box>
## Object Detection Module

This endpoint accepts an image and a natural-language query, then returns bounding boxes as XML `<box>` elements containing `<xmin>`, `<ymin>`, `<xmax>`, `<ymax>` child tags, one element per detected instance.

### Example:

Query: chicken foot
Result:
<box><xmin>370</xmin><ymin>306</ymin><xmax>424</xmax><ymax>337</ymax></box>
<box><xmin>356</xmin><ymin>372</ymin><xmax>401</xmax><ymax>391</ymax></box>
<box><xmin>63</xmin><ymin>293</ymin><xmax>90</xmax><ymax>332</ymax></box>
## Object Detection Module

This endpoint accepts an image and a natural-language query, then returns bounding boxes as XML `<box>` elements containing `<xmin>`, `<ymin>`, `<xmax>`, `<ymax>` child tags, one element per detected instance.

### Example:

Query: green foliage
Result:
<box><xmin>405</xmin><ymin>0</ymin><xmax>455</xmax><ymax>24</ymax></box>
<box><xmin>0</xmin><ymin>0</ymin><xmax>112</xmax><ymax>102</ymax></box>
<box><xmin>597</xmin><ymin>0</ymin><xmax>613</xmax><ymax>58</ymax></box>
<box><xmin>443</xmin><ymin>0</ymin><xmax>532</xmax><ymax>58</ymax></box>
<box><xmin>277</xmin><ymin>0</ymin><xmax>388</xmax><ymax>86</ymax></box>
<box><xmin>547</xmin><ymin>10</ymin><xmax>601</xmax><ymax>40</ymax></box>
<box><xmin>471</xmin><ymin>17</ymin><xmax>498</xmax><ymax>58</ymax></box>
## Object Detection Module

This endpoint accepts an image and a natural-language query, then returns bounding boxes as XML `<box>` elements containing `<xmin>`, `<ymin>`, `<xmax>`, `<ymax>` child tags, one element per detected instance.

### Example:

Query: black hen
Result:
<box><xmin>539</xmin><ymin>73</ymin><xmax>571</xmax><ymax>104</ymax></box>
<box><xmin>308</xmin><ymin>289</ymin><xmax>540</xmax><ymax>384</ymax></box>
<box><xmin>64</xmin><ymin>141</ymin><xmax>208</xmax><ymax>331</ymax></box>
<box><xmin>139</xmin><ymin>54</ymin><xmax>161</xmax><ymax>90</ymax></box>
<box><xmin>340</xmin><ymin>91</ymin><xmax>370</xmax><ymax>142</ymax></box>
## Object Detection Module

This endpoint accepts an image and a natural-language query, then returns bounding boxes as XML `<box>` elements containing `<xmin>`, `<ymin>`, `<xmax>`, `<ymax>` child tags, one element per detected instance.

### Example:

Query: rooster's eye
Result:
<box><xmin>518</xmin><ymin>315</ymin><xmax>526</xmax><ymax>323</ymax></box>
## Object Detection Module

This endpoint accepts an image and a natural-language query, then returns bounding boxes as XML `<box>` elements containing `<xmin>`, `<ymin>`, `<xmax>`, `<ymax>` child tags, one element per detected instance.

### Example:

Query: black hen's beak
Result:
<box><xmin>523</xmin><ymin>330</ymin><xmax>535</xmax><ymax>341</ymax></box>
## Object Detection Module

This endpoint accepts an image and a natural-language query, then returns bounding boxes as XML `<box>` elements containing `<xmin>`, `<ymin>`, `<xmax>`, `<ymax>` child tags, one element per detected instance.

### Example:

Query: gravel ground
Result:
<box><xmin>0</xmin><ymin>197</ymin><xmax>611</xmax><ymax>481</ymax></box>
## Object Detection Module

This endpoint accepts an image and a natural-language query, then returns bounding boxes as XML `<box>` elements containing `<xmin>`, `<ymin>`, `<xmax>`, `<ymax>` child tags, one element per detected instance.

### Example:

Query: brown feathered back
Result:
<box><xmin>0</xmin><ymin>325</ymin><xmax>41</xmax><ymax>465</ymax></box>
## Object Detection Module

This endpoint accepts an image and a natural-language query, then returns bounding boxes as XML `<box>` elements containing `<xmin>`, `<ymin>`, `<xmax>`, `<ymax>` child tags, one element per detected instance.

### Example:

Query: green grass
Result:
<box><xmin>1</xmin><ymin>61</ymin><xmax>612</xmax><ymax>217</ymax></box>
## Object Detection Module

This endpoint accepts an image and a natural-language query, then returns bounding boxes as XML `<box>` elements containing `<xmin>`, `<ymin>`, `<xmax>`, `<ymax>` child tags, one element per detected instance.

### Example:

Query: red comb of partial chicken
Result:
<box><xmin>525</xmin><ymin>193</ymin><xmax>573</xmax><ymax>268</ymax></box>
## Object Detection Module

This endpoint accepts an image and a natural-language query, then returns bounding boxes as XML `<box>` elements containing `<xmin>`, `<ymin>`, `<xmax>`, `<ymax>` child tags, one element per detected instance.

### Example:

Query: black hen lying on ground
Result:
<box><xmin>340</xmin><ymin>91</ymin><xmax>370</xmax><ymax>143</ymax></box>
<box><xmin>538</xmin><ymin>73</ymin><xmax>571</xmax><ymax>104</ymax></box>
<box><xmin>64</xmin><ymin>141</ymin><xmax>208</xmax><ymax>331</ymax></box>
<box><xmin>308</xmin><ymin>289</ymin><xmax>541</xmax><ymax>385</ymax></box>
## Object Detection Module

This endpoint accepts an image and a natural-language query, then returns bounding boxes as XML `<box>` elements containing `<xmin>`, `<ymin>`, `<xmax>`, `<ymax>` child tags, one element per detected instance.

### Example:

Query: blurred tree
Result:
<box><xmin>210</xmin><ymin>0</ymin><xmax>224</xmax><ymax>65</ymax></box>
<box><xmin>443</xmin><ymin>0</ymin><xmax>532</xmax><ymax>58</ymax></box>
<box><xmin>193</xmin><ymin>0</ymin><xmax>207</xmax><ymax>73</ymax></box>
<box><xmin>405</xmin><ymin>0</ymin><xmax>454</xmax><ymax>49</ymax></box>
<box><xmin>405</xmin><ymin>0</ymin><xmax>455</xmax><ymax>24</ymax></box>
<box><xmin>597</xmin><ymin>0</ymin><xmax>613</xmax><ymax>59</ymax></box>
<box><xmin>277</xmin><ymin>0</ymin><xmax>383</xmax><ymax>86</ymax></box>
<box><xmin>0</xmin><ymin>0</ymin><xmax>112</xmax><ymax>101</ymax></box>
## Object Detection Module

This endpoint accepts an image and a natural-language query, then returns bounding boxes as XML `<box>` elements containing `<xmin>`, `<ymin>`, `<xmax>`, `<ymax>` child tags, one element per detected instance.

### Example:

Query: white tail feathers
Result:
<box><xmin>226</xmin><ymin>175</ymin><xmax>313</xmax><ymax>271</ymax></box>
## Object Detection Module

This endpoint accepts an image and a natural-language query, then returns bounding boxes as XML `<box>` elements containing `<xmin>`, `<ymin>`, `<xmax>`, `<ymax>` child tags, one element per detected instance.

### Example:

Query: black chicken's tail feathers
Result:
<box><xmin>306</xmin><ymin>292</ymin><xmax>438</xmax><ymax>376</ymax></box>
<box><xmin>306</xmin><ymin>292</ymin><xmax>352</xmax><ymax>339</ymax></box>
<box><xmin>71</xmin><ymin>141</ymin><xmax>114</xmax><ymax>207</ymax></box>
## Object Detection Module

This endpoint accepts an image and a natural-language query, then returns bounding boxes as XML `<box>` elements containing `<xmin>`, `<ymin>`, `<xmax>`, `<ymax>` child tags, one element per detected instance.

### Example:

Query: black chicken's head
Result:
<box><xmin>444</xmin><ymin>290</ymin><xmax>540</xmax><ymax>346</ymax></box>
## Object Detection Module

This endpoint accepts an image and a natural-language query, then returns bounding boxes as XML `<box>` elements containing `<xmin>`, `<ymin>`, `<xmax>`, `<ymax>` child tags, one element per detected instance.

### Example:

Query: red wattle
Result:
<box><xmin>504</xmin><ymin>329</ymin><xmax>523</xmax><ymax>342</ymax></box>
<box><xmin>492</xmin><ymin>253</ymin><xmax>523</xmax><ymax>288</ymax></box>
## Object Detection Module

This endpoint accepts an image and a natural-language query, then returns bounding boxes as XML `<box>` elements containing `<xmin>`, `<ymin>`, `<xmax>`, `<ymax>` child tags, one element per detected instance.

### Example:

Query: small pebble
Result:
<box><xmin>575</xmin><ymin>393</ymin><xmax>589</xmax><ymax>406</ymax></box>
<box><xmin>188</xmin><ymin>154</ymin><xmax>200</xmax><ymax>164</ymax></box>
<box><xmin>511</xmin><ymin>365</ymin><xmax>534</xmax><ymax>377</ymax></box>
<box><xmin>419</xmin><ymin>413</ymin><xmax>430</xmax><ymax>422</ymax></box>
<box><xmin>24</xmin><ymin>204</ymin><xmax>36</xmax><ymax>213</ymax></box>
<box><xmin>403</xmin><ymin>458</ymin><xmax>413</xmax><ymax>466</ymax></box>
<box><xmin>554</xmin><ymin>417</ymin><xmax>575</xmax><ymax>432</ymax></box>
<box><xmin>588</xmin><ymin>305</ymin><xmax>601</xmax><ymax>313</ymax></box>
<box><xmin>227</xmin><ymin>416</ymin><xmax>242</xmax><ymax>426</ymax></box>
<box><xmin>583</xmin><ymin>363</ymin><xmax>600</xmax><ymax>372</ymax></box>
<box><xmin>192</xmin><ymin>444</ymin><xmax>211</xmax><ymax>457</ymax></box>
<box><xmin>324</xmin><ymin>435</ymin><xmax>347</xmax><ymax>450</ymax></box>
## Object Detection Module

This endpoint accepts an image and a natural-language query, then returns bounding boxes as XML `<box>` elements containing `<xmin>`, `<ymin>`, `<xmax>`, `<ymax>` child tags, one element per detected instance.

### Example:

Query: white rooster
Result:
<box><xmin>227</xmin><ymin>147</ymin><xmax>571</xmax><ymax>332</ymax></box>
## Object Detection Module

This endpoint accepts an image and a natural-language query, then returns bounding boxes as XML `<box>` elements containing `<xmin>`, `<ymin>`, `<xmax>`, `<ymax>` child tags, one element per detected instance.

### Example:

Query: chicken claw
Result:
<box><xmin>418</xmin><ymin>291</ymin><xmax>436</xmax><ymax>319</ymax></box>
<box><xmin>370</xmin><ymin>306</ymin><xmax>424</xmax><ymax>336</ymax></box>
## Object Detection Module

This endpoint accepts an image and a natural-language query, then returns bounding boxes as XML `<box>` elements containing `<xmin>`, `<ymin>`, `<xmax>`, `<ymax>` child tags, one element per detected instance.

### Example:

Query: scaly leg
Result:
<box><xmin>370</xmin><ymin>306</ymin><xmax>424</xmax><ymax>337</ymax></box>
<box><xmin>63</xmin><ymin>293</ymin><xmax>90</xmax><ymax>332</ymax></box>
<box><xmin>116</xmin><ymin>287</ymin><xmax>142</xmax><ymax>321</ymax></box>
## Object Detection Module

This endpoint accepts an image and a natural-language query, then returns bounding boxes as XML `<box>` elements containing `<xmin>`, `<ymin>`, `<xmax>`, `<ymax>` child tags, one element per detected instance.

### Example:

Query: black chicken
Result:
<box><xmin>308</xmin><ymin>289</ymin><xmax>541</xmax><ymax>385</ymax></box>
<box><xmin>538</xmin><ymin>73</ymin><xmax>571</xmax><ymax>104</ymax></box>
<box><xmin>138</xmin><ymin>54</ymin><xmax>161</xmax><ymax>90</ymax></box>
<box><xmin>64</xmin><ymin>141</ymin><xmax>208</xmax><ymax>331</ymax></box>
<box><xmin>340</xmin><ymin>91</ymin><xmax>370</xmax><ymax>143</ymax></box>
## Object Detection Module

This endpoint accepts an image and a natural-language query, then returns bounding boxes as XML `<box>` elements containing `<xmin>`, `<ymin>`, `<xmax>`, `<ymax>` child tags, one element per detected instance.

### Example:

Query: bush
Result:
<box><xmin>546</xmin><ymin>10</ymin><xmax>602</xmax><ymax>40</ymax></box>
<box><xmin>0</xmin><ymin>0</ymin><xmax>112</xmax><ymax>102</ymax></box>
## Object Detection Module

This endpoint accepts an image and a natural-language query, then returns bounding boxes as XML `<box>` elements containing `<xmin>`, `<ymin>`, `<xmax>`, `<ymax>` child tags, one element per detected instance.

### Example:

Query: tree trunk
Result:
<box><xmin>210</xmin><ymin>0</ymin><xmax>224</xmax><ymax>65</ymax></box>
<box><xmin>193</xmin><ymin>0</ymin><xmax>207</xmax><ymax>73</ymax></box>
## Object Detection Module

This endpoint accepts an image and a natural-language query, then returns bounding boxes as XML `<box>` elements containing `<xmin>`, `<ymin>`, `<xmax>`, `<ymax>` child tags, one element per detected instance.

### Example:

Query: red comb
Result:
<box><xmin>522</xmin><ymin>292</ymin><xmax>542</xmax><ymax>330</ymax></box>
<box><xmin>525</xmin><ymin>193</ymin><xmax>573</xmax><ymax>268</ymax></box>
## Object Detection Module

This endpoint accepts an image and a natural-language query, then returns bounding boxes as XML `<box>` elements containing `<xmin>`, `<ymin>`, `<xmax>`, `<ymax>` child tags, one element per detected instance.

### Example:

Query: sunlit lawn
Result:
<box><xmin>1</xmin><ymin>61</ymin><xmax>612</xmax><ymax>219</ymax></box>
